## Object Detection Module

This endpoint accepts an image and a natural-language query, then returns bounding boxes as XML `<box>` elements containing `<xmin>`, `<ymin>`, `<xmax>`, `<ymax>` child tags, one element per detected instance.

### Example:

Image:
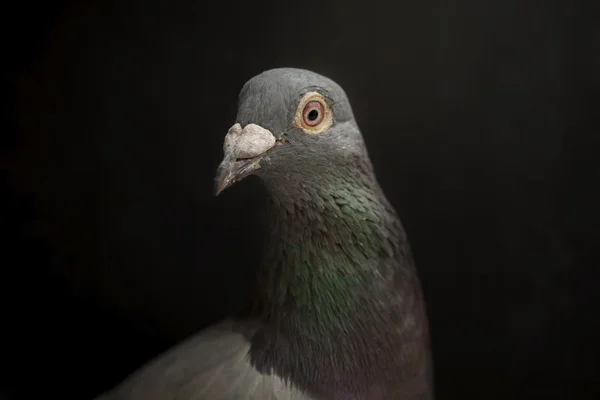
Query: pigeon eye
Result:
<box><xmin>294</xmin><ymin>92</ymin><xmax>333</xmax><ymax>135</ymax></box>
<box><xmin>303</xmin><ymin>101</ymin><xmax>324</xmax><ymax>126</ymax></box>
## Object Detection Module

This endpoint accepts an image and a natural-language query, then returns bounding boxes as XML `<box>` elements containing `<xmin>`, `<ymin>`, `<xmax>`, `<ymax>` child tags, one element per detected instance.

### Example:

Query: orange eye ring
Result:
<box><xmin>294</xmin><ymin>92</ymin><xmax>332</xmax><ymax>134</ymax></box>
<box><xmin>302</xmin><ymin>101</ymin><xmax>325</xmax><ymax>126</ymax></box>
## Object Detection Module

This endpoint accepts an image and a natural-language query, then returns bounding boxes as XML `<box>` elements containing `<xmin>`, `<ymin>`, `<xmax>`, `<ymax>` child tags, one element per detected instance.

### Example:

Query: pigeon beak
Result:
<box><xmin>214</xmin><ymin>154</ymin><xmax>263</xmax><ymax>196</ymax></box>
<box><xmin>214</xmin><ymin>123</ymin><xmax>277</xmax><ymax>196</ymax></box>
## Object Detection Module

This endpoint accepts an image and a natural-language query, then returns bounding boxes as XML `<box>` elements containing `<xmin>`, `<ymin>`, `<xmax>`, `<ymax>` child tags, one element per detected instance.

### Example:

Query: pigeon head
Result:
<box><xmin>215</xmin><ymin>68</ymin><xmax>365</xmax><ymax>195</ymax></box>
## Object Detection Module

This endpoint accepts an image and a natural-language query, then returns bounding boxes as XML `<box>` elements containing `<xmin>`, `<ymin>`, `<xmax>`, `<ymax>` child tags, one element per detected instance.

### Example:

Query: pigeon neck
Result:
<box><xmin>244</xmin><ymin>172</ymin><xmax>430</xmax><ymax>398</ymax></box>
<box><xmin>257</xmin><ymin>169</ymin><xmax>401</xmax><ymax>310</ymax></box>
<box><xmin>256</xmin><ymin>171</ymin><xmax>404</xmax><ymax>321</ymax></box>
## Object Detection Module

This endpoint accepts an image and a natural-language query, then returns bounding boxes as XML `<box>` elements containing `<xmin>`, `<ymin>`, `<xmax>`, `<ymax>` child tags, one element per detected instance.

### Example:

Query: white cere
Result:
<box><xmin>223</xmin><ymin>123</ymin><xmax>276</xmax><ymax>159</ymax></box>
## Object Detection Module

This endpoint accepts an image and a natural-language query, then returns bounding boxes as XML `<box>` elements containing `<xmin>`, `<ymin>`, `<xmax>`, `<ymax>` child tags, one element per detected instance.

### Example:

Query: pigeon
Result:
<box><xmin>97</xmin><ymin>68</ymin><xmax>433</xmax><ymax>400</ymax></box>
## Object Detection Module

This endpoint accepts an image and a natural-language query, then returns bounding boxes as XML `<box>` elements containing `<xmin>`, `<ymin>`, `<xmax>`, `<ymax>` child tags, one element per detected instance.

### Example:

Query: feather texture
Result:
<box><xmin>97</xmin><ymin>320</ymin><xmax>315</xmax><ymax>400</ymax></box>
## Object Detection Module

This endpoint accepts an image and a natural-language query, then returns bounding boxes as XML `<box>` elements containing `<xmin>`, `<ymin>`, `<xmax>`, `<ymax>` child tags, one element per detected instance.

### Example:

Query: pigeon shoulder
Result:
<box><xmin>97</xmin><ymin>319</ymin><xmax>316</xmax><ymax>400</ymax></box>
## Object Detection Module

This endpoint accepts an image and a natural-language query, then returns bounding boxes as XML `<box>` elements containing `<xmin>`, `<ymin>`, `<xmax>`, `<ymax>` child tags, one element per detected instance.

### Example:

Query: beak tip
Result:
<box><xmin>213</xmin><ymin>179</ymin><xmax>226</xmax><ymax>197</ymax></box>
<box><xmin>214</xmin><ymin>167</ymin><xmax>234</xmax><ymax>196</ymax></box>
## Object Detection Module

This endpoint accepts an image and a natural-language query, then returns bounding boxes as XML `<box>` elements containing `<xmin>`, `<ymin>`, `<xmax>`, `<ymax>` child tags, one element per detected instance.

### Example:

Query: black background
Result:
<box><xmin>3</xmin><ymin>0</ymin><xmax>599</xmax><ymax>399</ymax></box>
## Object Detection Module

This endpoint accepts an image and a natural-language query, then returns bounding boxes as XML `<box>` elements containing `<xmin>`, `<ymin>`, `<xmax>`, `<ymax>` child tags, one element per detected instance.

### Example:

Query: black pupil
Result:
<box><xmin>307</xmin><ymin>109</ymin><xmax>319</xmax><ymax>121</ymax></box>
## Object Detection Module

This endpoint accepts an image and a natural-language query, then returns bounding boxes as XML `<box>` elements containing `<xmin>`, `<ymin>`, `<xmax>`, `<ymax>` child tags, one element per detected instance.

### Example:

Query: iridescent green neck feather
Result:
<box><xmin>259</xmin><ymin>173</ymin><xmax>403</xmax><ymax>330</ymax></box>
<box><xmin>244</xmin><ymin>167</ymin><xmax>431</xmax><ymax>399</ymax></box>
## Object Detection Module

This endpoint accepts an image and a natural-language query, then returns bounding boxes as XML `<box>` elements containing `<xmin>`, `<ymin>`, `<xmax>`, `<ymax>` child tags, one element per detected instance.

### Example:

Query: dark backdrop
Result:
<box><xmin>3</xmin><ymin>0</ymin><xmax>598</xmax><ymax>399</ymax></box>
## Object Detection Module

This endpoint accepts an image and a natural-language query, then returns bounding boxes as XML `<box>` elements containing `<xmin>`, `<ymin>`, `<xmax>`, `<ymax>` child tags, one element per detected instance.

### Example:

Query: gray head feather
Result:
<box><xmin>237</xmin><ymin>68</ymin><xmax>355</xmax><ymax>132</ymax></box>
